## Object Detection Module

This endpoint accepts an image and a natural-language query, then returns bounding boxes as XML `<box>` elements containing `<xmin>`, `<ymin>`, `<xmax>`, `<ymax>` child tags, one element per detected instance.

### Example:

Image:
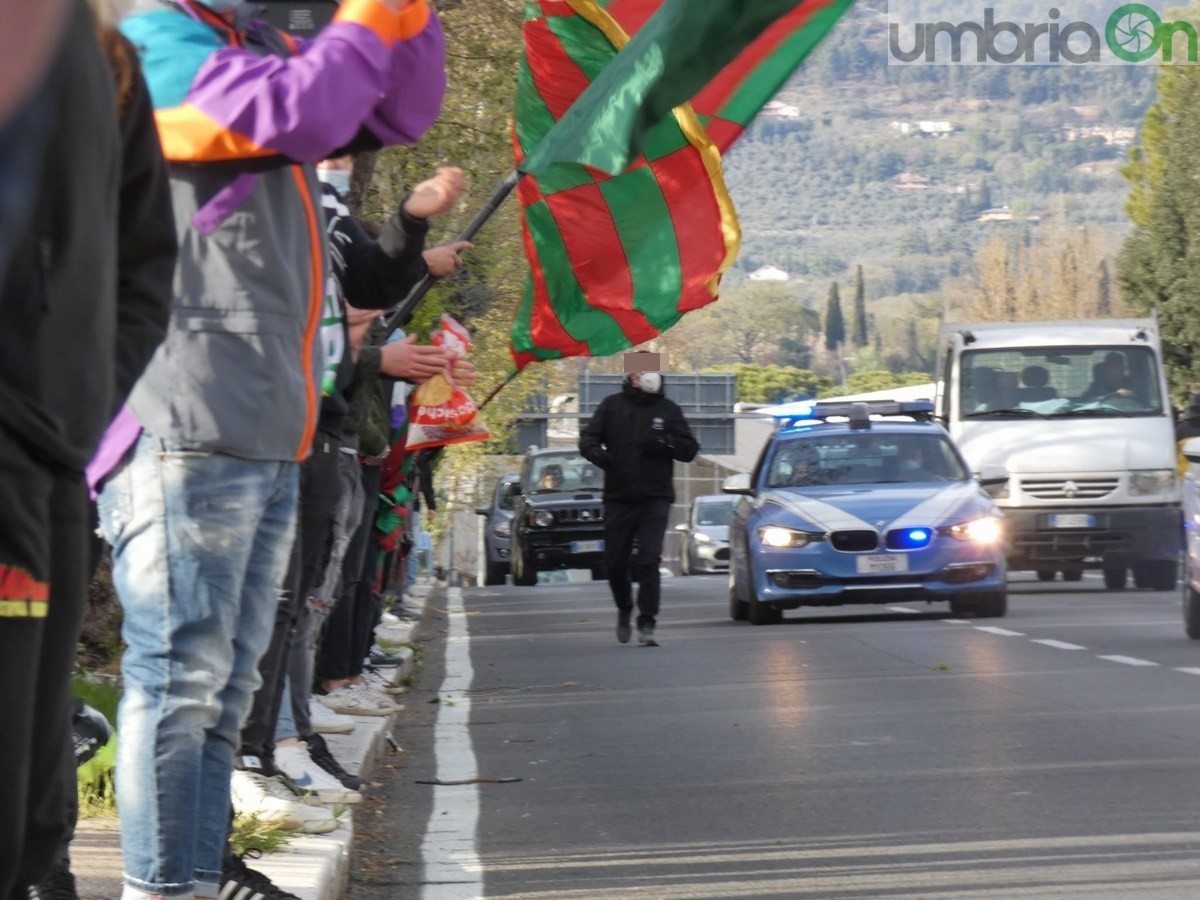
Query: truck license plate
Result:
<box><xmin>1049</xmin><ymin>514</ymin><xmax>1095</xmax><ymax>529</ymax></box>
<box><xmin>571</xmin><ymin>540</ymin><xmax>604</xmax><ymax>554</ymax></box>
<box><xmin>856</xmin><ymin>554</ymin><xmax>908</xmax><ymax>574</ymax></box>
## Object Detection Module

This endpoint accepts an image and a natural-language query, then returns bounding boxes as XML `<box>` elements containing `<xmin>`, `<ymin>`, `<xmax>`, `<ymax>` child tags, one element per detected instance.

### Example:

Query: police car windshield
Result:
<box><xmin>529</xmin><ymin>454</ymin><xmax>604</xmax><ymax>493</ymax></box>
<box><xmin>766</xmin><ymin>433</ymin><xmax>968</xmax><ymax>487</ymax></box>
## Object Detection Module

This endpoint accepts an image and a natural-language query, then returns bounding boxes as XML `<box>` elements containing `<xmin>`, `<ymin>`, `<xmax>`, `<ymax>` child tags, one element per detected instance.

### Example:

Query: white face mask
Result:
<box><xmin>318</xmin><ymin>168</ymin><xmax>352</xmax><ymax>197</ymax></box>
<box><xmin>637</xmin><ymin>372</ymin><xmax>662</xmax><ymax>394</ymax></box>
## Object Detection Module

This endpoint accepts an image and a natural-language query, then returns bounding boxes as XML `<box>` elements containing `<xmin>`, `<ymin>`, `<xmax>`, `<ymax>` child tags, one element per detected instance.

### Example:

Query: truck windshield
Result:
<box><xmin>528</xmin><ymin>454</ymin><xmax>605</xmax><ymax>493</ymax></box>
<box><xmin>960</xmin><ymin>346</ymin><xmax>1163</xmax><ymax>418</ymax></box>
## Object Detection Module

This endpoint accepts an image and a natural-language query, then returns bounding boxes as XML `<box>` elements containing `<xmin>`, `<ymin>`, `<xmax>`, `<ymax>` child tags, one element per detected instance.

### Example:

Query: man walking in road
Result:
<box><xmin>580</xmin><ymin>357</ymin><xmax>698</xmax><ymax>646</ymax></box>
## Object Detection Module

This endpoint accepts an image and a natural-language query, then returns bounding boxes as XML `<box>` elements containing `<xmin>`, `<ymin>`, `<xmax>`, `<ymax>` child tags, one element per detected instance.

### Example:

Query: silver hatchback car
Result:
<box><xmin>676</xmin><ymin>495</ymin><xmax>736</xmax><ymax>575</ymax></box>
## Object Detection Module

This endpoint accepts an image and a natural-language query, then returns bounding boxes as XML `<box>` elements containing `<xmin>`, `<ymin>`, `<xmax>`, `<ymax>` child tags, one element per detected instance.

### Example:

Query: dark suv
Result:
<box><xmin>509</xmin><ymin>448</ymin><xmax>606</xmax><ymax>586</ymax></box>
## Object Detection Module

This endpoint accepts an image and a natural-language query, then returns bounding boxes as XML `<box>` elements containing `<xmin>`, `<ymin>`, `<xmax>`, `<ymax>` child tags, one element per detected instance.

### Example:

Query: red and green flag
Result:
<box><xmin>511</xmin><ymin>0</ymin><xmax>854</xmax><ymax>368</ymax></box>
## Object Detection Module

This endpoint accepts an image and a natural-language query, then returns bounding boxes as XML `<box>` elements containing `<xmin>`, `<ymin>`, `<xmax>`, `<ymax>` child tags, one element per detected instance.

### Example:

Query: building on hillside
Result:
<box><xmin>748</xmin><ymin>264</ymin><xmax>790</xmax><ymax>282</ymax></box>
<box><xmin>917</xmin><ymin>120</ymin><xmax>955</xmax><ymax>136</ymax></box>
<box><xmin>892</xmin><ymin>171</ymin><xmax>932</xmax><ymax>191</ymax></box>
<box><xmin>760</xmin><ymin>100</ymin><xmax>800</xmax><ymax>119</ymax></box>
<box><xmin>889</xmin><ymin>120</ymin><xmax>955</xmax><ymax>138</ymax></box>
<box><xmin>978</xmin><ymin>206</ymin><xmax>1013</xmax><ymax>223</ymax></box>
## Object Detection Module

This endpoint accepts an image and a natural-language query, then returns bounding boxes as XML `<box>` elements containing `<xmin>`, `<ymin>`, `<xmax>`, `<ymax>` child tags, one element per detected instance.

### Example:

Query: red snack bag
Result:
<box><xmin>405</xmin><ymin>315</ymin><xmax>489</xmax><ymax>452</ymax></box>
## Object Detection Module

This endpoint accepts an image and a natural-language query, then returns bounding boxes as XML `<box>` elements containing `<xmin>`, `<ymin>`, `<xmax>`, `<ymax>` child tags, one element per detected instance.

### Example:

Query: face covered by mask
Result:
<box><xmin>634</xmin><ymin>371</ymin><xmax>662</xmax><ymax>394</ymax></box>
<box><xmin>317</xmin><ymin>167</ymin><xmax>352</xmax><ymax>197</ymax></box>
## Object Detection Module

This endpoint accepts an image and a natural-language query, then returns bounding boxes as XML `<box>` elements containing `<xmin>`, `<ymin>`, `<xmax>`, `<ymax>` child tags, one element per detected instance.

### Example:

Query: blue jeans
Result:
<box><xmin>98</xmin><ymin>433</ymin><xmax>298</xmax><ymax>896</ymax></box>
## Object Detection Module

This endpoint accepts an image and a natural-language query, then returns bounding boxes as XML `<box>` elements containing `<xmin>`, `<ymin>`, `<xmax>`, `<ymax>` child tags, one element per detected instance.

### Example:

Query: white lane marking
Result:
<box><xmin>1177</xmin><ymin>668</ymin><xmax>1200</xmax><ymax>676</ymax></box>
<box><xmin>421</xmin><ymin>586</ymin><xmax>483</xmax><ymax>900</ymax></box>
<box><xmin>887</xmin><ymin>606</ymin><xmax>920</xmax><ymax>613</ymax></box>
<box><xmin>1097</xmin><ymin>655</ymin><xmax>1159</xmax><ymax>667</ymax></box>
<box><xmin>941</xmin><ymin>619</ymin><xmax>972</xmax><ymax>625</ymax></box>
<box><xmin>1030</xmin><ymin>639</ymin><xmax>1087</xmax><ymax>650</ymax></box>
<box><xmin>974</xmin><ymin>626</ymin><xmax>1025</xmax><ymax>636</ymax></box>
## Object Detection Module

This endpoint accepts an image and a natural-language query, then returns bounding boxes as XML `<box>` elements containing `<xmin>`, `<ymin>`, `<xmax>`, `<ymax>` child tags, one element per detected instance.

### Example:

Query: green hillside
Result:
<box><xmin>722</xmin><ymin>3</ymin><xmax>1156</xmax><ymax>298</ymax></box>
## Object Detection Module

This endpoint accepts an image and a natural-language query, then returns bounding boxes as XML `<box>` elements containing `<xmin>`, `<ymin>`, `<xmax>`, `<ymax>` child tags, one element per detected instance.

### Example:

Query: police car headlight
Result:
<box><xmin>759</xmin><ymin>526</ymin><xmax>811</xmax><ymax>549</ymax></box>
<box><xmin>945</xmin><ymin>516</ymin><xmax>1003</xmax><ymax>544</ymax></box>
<box><xmin>530</xmin><ymin>510</ymin><xmax>555</xmax><ymax>528</ymax></box>
<box><xmin>1130</xmin><ymin>470</ymin><xmax>1175</xmax><ymax>496</ymax></box>
<box><xmin>493</xmin><ymin>522</ymin><xmax>512</xmax><ymax>538</ymax></box>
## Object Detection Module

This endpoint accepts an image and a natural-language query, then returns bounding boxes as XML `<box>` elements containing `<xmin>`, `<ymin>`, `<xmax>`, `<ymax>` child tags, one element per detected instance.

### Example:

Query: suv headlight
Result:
<box><xmin>759</xmin><ymin>526</ymin><xmax>812</xmax><ymax>549</ymax></box>
<box><xmin>694</xmin><ymin>533</ymin><xmax>712</xmax><ymax>544</ymax></box>
<box><xmin>944</xmin><ymin>516</ymin><xmax>1003</xmax><ymax>544</ymax></box>
<box><xmin>1130</xmin><ymin>470</ymin><xmax>1175</xmax><ymax>496</ymax></box>
<box><xmin>529</xmin><ymin>510</ymin><xmax>555</xmax><ymax>528</ymax></box>
<box><xmin>493</xmin><ymin>522</ymin><xmax>512</xmax><ymax>538</ymax></box>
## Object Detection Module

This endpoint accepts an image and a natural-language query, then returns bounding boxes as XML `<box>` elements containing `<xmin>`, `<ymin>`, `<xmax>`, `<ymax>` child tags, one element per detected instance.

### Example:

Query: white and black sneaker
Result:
<box><xmin>637</xmin><ymin>627</ymin><xmax>659</xmax><ymax>647</ymax></box>
<box><xmin>273</xmin><ymin>742</ymin><xmax>362</xmax><ymax>805</ymax></box>
<box><xmin>304</xmin><ymin>732</ymin><xmax>365</xmax><ymax>791</ymax></box>
<box><xmin>220</xmin><ymin>853</ymin><xmax>301</xmax><ymax>900</ymax></box>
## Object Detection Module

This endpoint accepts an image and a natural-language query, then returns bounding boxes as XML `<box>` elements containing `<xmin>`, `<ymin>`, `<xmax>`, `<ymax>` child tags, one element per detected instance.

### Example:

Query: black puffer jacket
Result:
<box><xmin>579</xmin><ymin>381</ymin><xmax>699</xmax><ymax>503</ymax></box>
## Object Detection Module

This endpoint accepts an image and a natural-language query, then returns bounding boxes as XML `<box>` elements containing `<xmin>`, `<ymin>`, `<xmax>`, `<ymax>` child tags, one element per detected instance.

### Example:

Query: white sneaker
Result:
<box><xmin>230</xmin><ymin>769</ymin><xmax>338</xmax><ymax>834</ymax></box>
<box><xmin>274</xmin><ymin>743</ymin><xmax>363</xmax><ymax>805</ymax></box>
<box><xmin>317</xmin><ymin>685</ymin><xmax>403</xmax><ymax>717</ymax></box>
<box><xmin>361</xmin><ymin>667</ymin><xmax>405</xmax><ymax>695</ymax></box>
<box><xmin>308</xmin><ymin>697</ymin><xmax>356</xmax><ymax>734</ymax></box>
<box><xmin>350</xmin><ymin>682</ymin><xmax>405</xmax><ymax>710</ymax></box>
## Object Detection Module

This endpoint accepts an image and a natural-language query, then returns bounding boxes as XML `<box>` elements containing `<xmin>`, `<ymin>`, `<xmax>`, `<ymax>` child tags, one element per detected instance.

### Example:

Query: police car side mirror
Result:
<box><xmin>722</xmin><ymin>473</ymin><xmax>754</xmax><ymax>495</ymax></box>
<box><xmin>474</xmin><ymin>506</ymin><xmax>490</xmax><ymax>517</ymax></box>
<box><xmin>674</xmin><ymin>523</ymin><xmax>689</xmax><ymax>532</ymax></box>
<box><xmin>976</xmin><ymin>463</ymin><xmax>1009</xmax><ymax>487</ymax></box>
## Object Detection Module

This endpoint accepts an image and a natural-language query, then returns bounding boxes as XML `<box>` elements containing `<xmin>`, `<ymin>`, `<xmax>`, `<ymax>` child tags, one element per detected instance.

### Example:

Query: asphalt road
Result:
<box><xmin>351</xmin><ymin>571</ymin><xmax>1200</xmax><ymax>900</ymax></box>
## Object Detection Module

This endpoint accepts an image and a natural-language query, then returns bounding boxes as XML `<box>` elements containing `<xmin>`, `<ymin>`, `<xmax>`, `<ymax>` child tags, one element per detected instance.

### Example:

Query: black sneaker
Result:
<box><xmin>221</xmin><ymin>853</ymin><xmax>301</xmax><ymax>900</ymax></box>
<box><xmin>616</xmin><ymin>612</ymin><xmax>632</xmax><ymax>644</ymax></box>
<box><xmin>29</xmin><ymin>865</ymin><xmax>79</xmax><ymax>900</ymax></box>
<box><xmin>304</xmin><ymin>732</ymin><xmax>366</xmax><ymax>791</ymax></box>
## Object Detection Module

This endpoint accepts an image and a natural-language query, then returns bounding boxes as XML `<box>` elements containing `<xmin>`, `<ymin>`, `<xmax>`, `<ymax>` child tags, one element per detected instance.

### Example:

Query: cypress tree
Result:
<box><xmin>824</xmin><ymin>281</ymin><xmax>845</xmax><ymax>352</ymax></box>
<box><xmin>852</xmin><ymin>265</ymin><xmax>868</xmax><ymax>347</ymax></box>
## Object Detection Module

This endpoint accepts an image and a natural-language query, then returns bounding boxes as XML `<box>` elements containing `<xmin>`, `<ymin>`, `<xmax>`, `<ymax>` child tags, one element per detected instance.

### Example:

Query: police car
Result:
<box><xmin>724</xmin><ymin>400</ymin><xmax>1008</xmax><ymax>625</ymax></box>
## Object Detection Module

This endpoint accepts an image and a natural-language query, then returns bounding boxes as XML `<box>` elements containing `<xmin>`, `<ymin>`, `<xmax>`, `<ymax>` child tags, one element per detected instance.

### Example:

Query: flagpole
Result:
<box><xmin>382</xmin><ymin>170</ymin><xmax>521</xmax><ymax>341</ymax></box>
<box><xmin>477</xmin><ymin>368</ymin><xmax>521</xmax><ymax>412</ymax></box>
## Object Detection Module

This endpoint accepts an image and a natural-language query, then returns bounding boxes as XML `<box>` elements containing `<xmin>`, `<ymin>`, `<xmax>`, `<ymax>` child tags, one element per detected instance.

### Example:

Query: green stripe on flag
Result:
<box><xmin>717</xmin><ymin>5</ymin><xmax>852</xmax><ymax>127</ymax></box>
<box><xmin>513</xmin><ymin>60</ymin><xmax>557</xmax><ymax>159</ymax></box>
<box><xmin>524</xmin><ymin>198</ymin><xmax>630</xmax><ymax>354</ymax></box>
<box><xmin>600</xmin><ymin>168</ymin><xmax>682</xmax><ymax>326</ymax></box>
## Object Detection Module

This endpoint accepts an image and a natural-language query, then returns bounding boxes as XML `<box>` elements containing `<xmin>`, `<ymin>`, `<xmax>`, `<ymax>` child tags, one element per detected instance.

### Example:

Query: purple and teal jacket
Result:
<box><xmin>112</xmin><ymin>0</ymin><xmax>446</xmax><ymax>465</ymax></box>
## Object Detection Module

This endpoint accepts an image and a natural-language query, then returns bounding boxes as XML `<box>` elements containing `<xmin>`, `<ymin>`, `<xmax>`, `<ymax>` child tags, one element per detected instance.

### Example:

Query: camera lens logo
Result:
<box><xmin>1107</xmin><ymin>4</ymin><xmax>1162</xmax><ymax>61</ymax></box>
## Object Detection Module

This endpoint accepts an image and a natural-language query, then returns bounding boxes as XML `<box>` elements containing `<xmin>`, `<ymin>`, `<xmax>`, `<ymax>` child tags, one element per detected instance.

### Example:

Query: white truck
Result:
<box><xmin>936</xmin><ymin>318</ymin><xmax>1182</xmax><ymax>590</ymax></box>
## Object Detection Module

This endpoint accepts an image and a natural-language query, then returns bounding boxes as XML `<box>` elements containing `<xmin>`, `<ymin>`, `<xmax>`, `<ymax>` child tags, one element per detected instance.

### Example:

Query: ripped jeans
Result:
<box><xmin>98</xmin><ymin>433</ymin><xmax>297</xmax><ymax>897</ymax></box>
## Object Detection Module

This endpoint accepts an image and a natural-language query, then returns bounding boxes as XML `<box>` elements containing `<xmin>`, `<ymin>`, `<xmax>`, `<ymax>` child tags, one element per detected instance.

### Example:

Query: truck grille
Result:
<box><xmin>556</xmin><ymin>506</ymin><xmax>603</xmax><ymax>524</ymax></box>
<box><xmin>1019</xmin><ymin>478</ymin><xmax>1118</xmax><ymax>500</ymax></box>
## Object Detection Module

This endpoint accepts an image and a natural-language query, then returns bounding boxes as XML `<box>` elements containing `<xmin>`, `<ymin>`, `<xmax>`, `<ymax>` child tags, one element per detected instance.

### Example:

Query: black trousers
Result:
<box><xmin>239</xmin><ymin>433</ymin><xmax>342</xmax><ymax>762</ymax></box>
<box><xmin>0</xmin><ymin>445</ymin><xmax>88</xmax><ymax>897</ymax></box>
<box><xmin>317</xmin><ymin>464</ymin><xmax>381</xmax><ymax>682</ymax></box>
<box><xmin>602</xmin><ymin>498</ymin><xmax>671</xmax><ymax>630</ymax></box>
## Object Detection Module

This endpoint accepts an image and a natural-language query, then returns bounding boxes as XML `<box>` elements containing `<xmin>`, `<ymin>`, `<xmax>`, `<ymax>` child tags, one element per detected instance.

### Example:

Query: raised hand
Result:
<box><xmin>403</xmin><ymin>166</ymin><xmax>465</xmax><ymax>220</ymax></box>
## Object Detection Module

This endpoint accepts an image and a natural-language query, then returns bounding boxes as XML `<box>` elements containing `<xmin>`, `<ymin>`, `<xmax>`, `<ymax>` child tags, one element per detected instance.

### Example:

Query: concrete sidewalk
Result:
<box><xmin>71</xmin><ymin>590</ymin><xmax>428</xmax><ymax>900</ymax></box>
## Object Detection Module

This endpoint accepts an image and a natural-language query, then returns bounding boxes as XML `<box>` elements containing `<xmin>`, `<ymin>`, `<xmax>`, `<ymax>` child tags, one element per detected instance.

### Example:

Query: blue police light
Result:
<box><xmin>887</xmin><ymin>527</ymin><xmax>932</xmax><ymax>550</ymax></box>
